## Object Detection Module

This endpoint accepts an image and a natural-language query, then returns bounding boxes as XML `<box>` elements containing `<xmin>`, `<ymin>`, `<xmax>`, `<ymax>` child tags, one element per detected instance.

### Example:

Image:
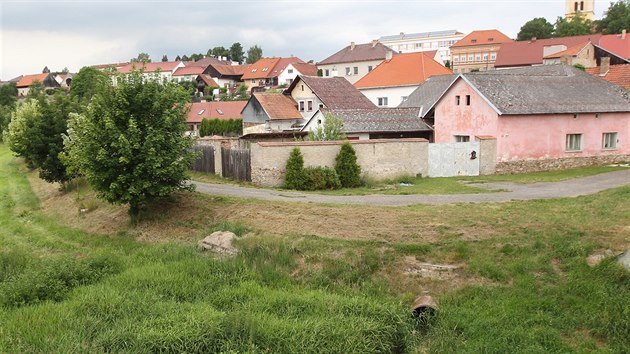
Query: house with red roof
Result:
<box><xmin>317</xmin><ymin>40</ymin><xmax>394</xmax><ymax>84</ymax></box>
<box><xmin>354</xmin><ymin>51</ymin><xmax>452</xmax><ymax>108</ymax></box>
<box><xmin>14</xmin><ymin>73</ymin><xmax>60</xmax><ymax>97</ymax></box>
<box><xmin>586</xmin><ymin>58</ymin><xmax>630</xmax><ymax>90</ymax></box>
<box><xmin>542</xmin><ymin>41</ymin><xmax>596</xmax><ymax>67</ymax></box>
<box><xmin>186</xmin><ymin>101</ymin><xmax>247</xmax><ymax>135</ymax></box>
<box><xmin>277</xmin><ymin>62</ymin><xmax>318</xmax><ymax>86</ymax></box>
<box><xmin>173</xmin><ymin>66</ymin><xmax>205</xmax><ymax>83</ymax></box>
<box><xmin>203</xmin><ymin>63</ymin><xmax>250</xmax><ymax>88</ymax></box>
<box><xmin>241</xmin><ymin>92</ymin><xmax>303</xmax><ymax>134</ymax></box>
<box><xmin>598</xmin><ymin>31</ymin><xmax>630</xmax><ymax>60</ymax></box>
<box><xmin>450</xmin><ymin>29</ymin><xmax>513</xmax><ymax>73</ymax></box>
<box><xmin>241</xmin><ymin>57</ymin><xmax>305</xmax><ymax>92</ymax></box>
<box><xmin>116</xmin><ymin>61</ymin><xmax>184</xmax><ymax>84</ymax></box>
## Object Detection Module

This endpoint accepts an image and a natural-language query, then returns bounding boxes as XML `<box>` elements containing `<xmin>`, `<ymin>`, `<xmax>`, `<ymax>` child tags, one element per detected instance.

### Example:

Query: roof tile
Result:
<box><xmin>254</xmin><ymin>92</ymin><xmax>302</xmax><ymax>120</ymax></box>
<box><xmin>354</xmin><ymin>52</ymin><xmax>452</xmax><ymax>88</ymax></box>
<box><xmin>318</xmin><ymin>42</ymin><xmax>393</xmax><ymax>65</ymax></box>
<box><xmin>451</xmin><ymin>29</ymin><xmax>512</xmax><ymax>48</ymax></box>
<box><xmin>187</xmin><ymin>101</ymin><xmax>247</xmax><ymax>123</ymax></box>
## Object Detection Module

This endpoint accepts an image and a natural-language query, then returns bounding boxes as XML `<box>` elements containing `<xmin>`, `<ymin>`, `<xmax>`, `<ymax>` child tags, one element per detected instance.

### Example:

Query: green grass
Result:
<box><xmin>2</xmin><ymin>143</ymin><xmax>630</xmax><ymax>353</ymax></box>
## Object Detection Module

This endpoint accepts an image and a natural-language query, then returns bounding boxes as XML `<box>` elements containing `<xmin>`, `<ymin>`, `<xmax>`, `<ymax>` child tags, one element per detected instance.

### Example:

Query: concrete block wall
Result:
<box><xmin>250</xmin><ymin>139</ymin><xmax>430</xmax><ymax>187</ymax></box>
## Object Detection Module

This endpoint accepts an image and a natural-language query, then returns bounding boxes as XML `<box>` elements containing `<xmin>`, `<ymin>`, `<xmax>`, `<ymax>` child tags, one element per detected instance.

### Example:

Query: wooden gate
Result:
<box><xmin>190</xmin><ymin>145</ymin><xmax>215</xmax><ymax>173</ymax></box>
<box><xmin>221</xmin><ymin>147</ymin><xmax>251</xmax><ymax>181</ymax></box>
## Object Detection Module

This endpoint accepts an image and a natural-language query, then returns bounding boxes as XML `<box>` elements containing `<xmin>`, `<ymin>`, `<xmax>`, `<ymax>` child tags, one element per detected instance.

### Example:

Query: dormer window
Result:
<box><xmin>262</xmin><ymin>67</ymin><xmax>268</xmax><ymax>72</ymax></box>
<box><xmin>471</xmin><ymin>39</ymin><xmax>477</xmax><ymax>43</ymax></box>
<box><xmin>216</xmin><ymin>109</ymin><xmax>224</xmax><ymax>115</ymax></box>
<box><xmin>251</xmin><ymin>69</ymin><xmax>257</xmax><ymax>72</ymax></box>
<box><xmin>488</xmin><ymin>38</ymin><xmax>494</xmax><ymax>42</ymax></box>
<box><xmin>198</xmin><ymin>109</ymin><xmax>205</xmax><ymax>115</ymax></box>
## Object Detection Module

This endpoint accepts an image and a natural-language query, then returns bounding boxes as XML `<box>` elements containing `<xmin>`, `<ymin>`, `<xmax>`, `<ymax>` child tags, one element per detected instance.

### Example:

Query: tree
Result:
<box><xmin>175</xmin><ymin>55</ymin><xmax>181</xmax><ymax>61</ymax></box>
<box><xmin>211</xmin><ymin>46</ymin><xmax>229</xmax><ymax>59</ymax></box>
<box><xmin>517</xmin><ymin>17</ymin><xmax>554</xmax><ymax>41</ymax></box>
<box><xmin>0</xmin><ymin>82</ymin><xmax>18</xmax><ymax>107</ymax></box>
<box><xmin>131</xmin><ymin>52</ymin><xmax>151</xmax><ymax>63</ymax></box>
<box><xmin>335</xmin><ymin>142</ymin><xmax>362</xmax><ymax>188</ymax></box>
<box><xmin>246</xmin><ymin>45</ymin><xmax>263</xmax><ymax>64</ymax></box>
<box><xmin>554</xmin><ymin>15</ymin><xmax>593</xmax><ymax>37</ymax></box>
<box><xmin>307</xmin><ymin>113</ymin><xmax>346</xmax><ymax>141</ymax></box>
<box><xmin>229</xmin><ymin>42</ymin><xmax>245</xmax><ymax>63</ymax></box>
<box><xmin>4</xmin><ymin>100</ymin><xmax>39</xmax><ymax>165</ymax></box>
<box><xmin>596</xmin><ymin>0</ymin><xmax>630</xmax><ymax>34</ymax></box>
<box><xmin>162</xmin><ymin>54</ymin><xmax>168</xmax><ymax>62</ymax></box>
<box><xmin>63</xmin><ymin>71</ymin><xmax>197</xmax><ymax>217</ymax></box>
<box><xmin>284</xmin><ymin>147</ymin><xmax>305</xmax><ymax>190</ymax></box>
<box><xmin>181</xmin><ymin>55</ymin><xmax>190</xmax><ymax>61</ymax></box>
<box><xmin>70</xmin><ymin>66</ymin><xmax>109</xmax><ymax>104</ymax></box>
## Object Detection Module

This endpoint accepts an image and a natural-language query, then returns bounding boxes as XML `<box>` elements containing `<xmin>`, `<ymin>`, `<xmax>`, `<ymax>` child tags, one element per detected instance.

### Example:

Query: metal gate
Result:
<box><xmin>190</xmin><ymin>145</ymin><xmax>215</xmax><ymax>173</ymax></box>
<box><xmin>221</xmin><ymin>147</ymin><xmax>251</xmax><ymax>181</ymax></box>
<box><xmin>428</xmin><ymin>142</ymin><xmax>480</xmax><ymax>177</ymax></box>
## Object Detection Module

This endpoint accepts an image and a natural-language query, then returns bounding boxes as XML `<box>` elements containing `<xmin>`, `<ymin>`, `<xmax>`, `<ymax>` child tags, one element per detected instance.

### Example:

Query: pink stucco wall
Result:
<box><xmin>435</xmin><ymin>78</ymin><xmax>630</xmax><ymax>162</ymax></box>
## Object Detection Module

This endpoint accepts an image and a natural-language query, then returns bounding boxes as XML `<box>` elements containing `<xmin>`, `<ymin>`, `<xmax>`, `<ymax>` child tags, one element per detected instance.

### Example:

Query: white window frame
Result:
<box><xmin>455</xmin><ymin>135</ymin><xmax>470</xmax><ymax>142</ymax></box>
<box><xmin>377</xmin><ymin>97</ymin><xmax>388</xmax><ymax>107</ymax></box>
<box><xmin>353</xmin><ymin>66</ymin><xmax>359</xmax><ymax>75</ymax></box>
<box><xmin>345</xmin><ymin>67</ymin><xmax>351</xmax><ymax>76</ymax></box>
<box><xmin>298</xmin><ymin>100</ymin><xmax>305</xmax><ymax>112</ymax></box>
<box><xmin>602</xmin><ymin>132</ymin><xmax>618</xmax><ymax>149</ymax></box>
<box><xmin>307</xmin><ymin>100</ymin><xmax>313</xmax><ymax>112</ymax></box>
<box><xmin>566</xmin><ymin>133</ymin><xmax>583</xmax><ymax>151</ymax></box>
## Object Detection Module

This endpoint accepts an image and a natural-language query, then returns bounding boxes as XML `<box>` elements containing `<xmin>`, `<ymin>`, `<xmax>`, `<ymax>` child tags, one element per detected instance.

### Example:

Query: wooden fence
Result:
<box><xmin>221</xmin><ymin>147</ymin><xmax>251</xmax><ymax>181</ymax></box>
<box><xmin>190</xmin><ymin>145</ymin><xmax>215</xmax><ymax>173</ymax></box>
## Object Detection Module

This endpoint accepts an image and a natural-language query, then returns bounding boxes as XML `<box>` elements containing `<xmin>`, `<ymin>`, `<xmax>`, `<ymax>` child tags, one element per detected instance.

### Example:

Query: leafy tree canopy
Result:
<box><xmin>131</xmin><ymin>52</ymin><xmax>151</xmax><ymax>63</ymax></box>
<box><xmin>0</xmin><ymin>82</ymin><xmax>18</xmax><ymax>107</ymax></box>
<box><xmin>517</xmin><ymin>17</ymin><xmax>555</xmax><ymax>40</ymax></box>
<box><xmin>554</xmin><ymin>15</ymin><xmax>594</xmax><ymax>37</ymax></box>
<box><xmin>596</xmin><ymin>0</ymin><xmax>630</xmax><ymax>34</ymax></box>
<box><xmin>246</xmin><ymin>45</ymin><xmax>263</xmax><ymax>64</ymax></box>
<box><xmin>229</xmin><ymin>42</ymin><xmax>245</xmax><ymax>63</ymax></box>
<box><xmin>70</xmin><ymin>66</ymin><xmax>109</xmax><ymax>104</ymax></box>
<box><xmin>307</xmin><ymin>113</ymin><xmax>346</xmax><ymax>141</ymax></box>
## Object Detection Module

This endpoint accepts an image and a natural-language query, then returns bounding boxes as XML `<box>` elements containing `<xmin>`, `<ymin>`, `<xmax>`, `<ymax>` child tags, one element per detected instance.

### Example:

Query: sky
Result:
<box><xmin>0</xmin><ymin>0</ymin><xmax>612</xmax><ymax>80</ymax></box>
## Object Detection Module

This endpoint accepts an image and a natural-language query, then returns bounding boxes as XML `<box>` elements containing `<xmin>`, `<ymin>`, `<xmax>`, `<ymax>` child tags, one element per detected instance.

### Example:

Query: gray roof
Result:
<box><xmin>323</xmin><ymin>108</ymin><xmax>431</xmax><ymax>134</ymax></box>
<box><xmin>291</xmin><ymin>76</ymin><xmax>376</xmax><ymax>109</ymax></box>
<box><xmin>379</xmin><ymin>30</ymin><xmax>462</xmax><ymax>42</ymax></box>
<box><xmin>464</xmin><ymin>65</ymin><xmax>630</xmax><ymax>114</ymax></box>
<box><xmin>318</xmin><ymin>42</ymin><xmax>393</xmax><ymax>65</ymax></box>
<box><xmin>398</xmin><ymin>74</ymin><xmax>457</xmax><ymax>117</ymax></box>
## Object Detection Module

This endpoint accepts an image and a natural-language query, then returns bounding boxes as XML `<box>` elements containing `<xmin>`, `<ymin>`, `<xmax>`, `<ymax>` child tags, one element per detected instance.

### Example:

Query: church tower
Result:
<box><xmin>566</xmin><ymin>0</ymin><xmax>595</xmax><ymax>21</ymax></box>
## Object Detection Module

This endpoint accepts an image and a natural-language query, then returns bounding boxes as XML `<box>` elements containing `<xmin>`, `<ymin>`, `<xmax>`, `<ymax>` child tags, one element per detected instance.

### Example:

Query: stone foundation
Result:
<box><xmin>496</xmin><ymin>154</ymin><xmax>630</xmax><ymax>174</ymax></box>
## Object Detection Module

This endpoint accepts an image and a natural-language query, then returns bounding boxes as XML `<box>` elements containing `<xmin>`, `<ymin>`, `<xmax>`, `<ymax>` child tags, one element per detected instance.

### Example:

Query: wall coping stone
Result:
<box><xmin>257</xmin><ymin>138</ymin><xmax>429</xmax><ymax>148</ymax></box>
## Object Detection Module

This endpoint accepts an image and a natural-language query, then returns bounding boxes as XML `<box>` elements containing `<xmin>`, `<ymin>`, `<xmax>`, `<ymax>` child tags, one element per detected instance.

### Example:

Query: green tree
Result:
<box><xmin>517</xmin><ymin>17</ymin><xmax>555</xmax><ymax>41</ymax></box>
<box><xmin>181</xmin><ymin>55</ymin><xmax>190</xmax><ymax>61</ymax></box>
<box><xmin>335</xmin><ymin>142</ymin><xmax>362</xmax><ymax>188</ymax></box>
<box><xmin>229</xmin><ymin>42</ymin><xmax>245</xmax><ymax>63</ymax></box>
<box><xmin>211</xmin><ymin>47</ymin><xmax>230</xmax><ymax>58</ymax></box>
<box><xmin>554</xmin><ymin>15</ymin><xmax>594</xmax><ymax>37</ymax></box>
<box><xmin>307</xmin><ymin>113</ymin><xmax>346</xmax><ymax>141</ymax></box>
<box><xmin>63</xmin><ymin>71</ymin><xmax>197</xmax><ymax>217</ymax></box>
<box><xmin>596</xmin><ymin>0</ymin><xmax>630</xmax><ymax>34</ymax></box>
<box><xmin>175</xmin><ymin>55</ymin><xmax>181</xmax><ymax>61</ymax></box>
<box><xmin>3</xmin><ymin>100</ymin><xmax>39</xmax><ymax>165</ymax></box>
<box><xmin>0</xmin><ymin>82</ymin><xmax>18</xmax><ymax>107</ymax></box>
<box><xmin>0</xmin><ymin>105</ymin><xmax>14</xmax><ymax>140</ymax></box>
<box><xmin>162</xmin><ymin>54</ymin><xmax>168</xmax><ymax>62</ymax></box>
<box><xmin>131</xmin><ymin>52</ymin><xmax>151</xmax><ymax>63</ymax></box>
<box><xmin>70</xmin><ymin>66</ymin><xmax>109</xmax><ymax>104</ymax></box>
<box><xmin>284</xmin><ymin>147</ymin><xmax>305</xmax><ymax>190</ymax></box>
<box><xmin>246</xmin><ymin>45</ymin><xmax>263</xmax><ymax>64</ymax></box>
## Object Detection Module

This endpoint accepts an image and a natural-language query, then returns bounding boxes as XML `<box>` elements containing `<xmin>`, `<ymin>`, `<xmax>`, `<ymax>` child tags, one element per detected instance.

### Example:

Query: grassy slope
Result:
<box><xmin>1</xmin><ymin>143</ymin><xmax>630</xmax><ymax>353</ymax></box>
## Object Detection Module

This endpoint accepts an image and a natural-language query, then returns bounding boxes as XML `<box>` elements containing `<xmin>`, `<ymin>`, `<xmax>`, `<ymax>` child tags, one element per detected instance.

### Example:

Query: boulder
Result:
<box><xmin>198</xmin><ymin>231</ymin><xmax>238</xmax><ymax>256</ymax></box>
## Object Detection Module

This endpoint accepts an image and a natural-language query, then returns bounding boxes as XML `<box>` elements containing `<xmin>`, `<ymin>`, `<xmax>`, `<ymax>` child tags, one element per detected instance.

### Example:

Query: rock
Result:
<box><xmin>198</xmin><ymin>231</ymin><xmax>238</xmax><ymax>256</ymax></box>
<box><xmin>617</xmin><ymin>250</ymin><xmax>630</xmax><ymax>271</ymax></box>
<box><xmin>586</xmin><ymin>250</ymin><xmax>614</xmax><ymax>267</ymax></box>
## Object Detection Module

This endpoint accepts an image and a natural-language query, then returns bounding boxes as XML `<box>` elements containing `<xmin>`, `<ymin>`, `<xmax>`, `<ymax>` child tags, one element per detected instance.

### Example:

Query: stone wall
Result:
<box><xmin>496</xmin><ymin>154</ymin><xmax>630</xmax><ymax>174</ymax></box>
<box><xmin>250</xmin><ymin>139</ymin><xmax>430</xmax><ymax>187</ymax></box>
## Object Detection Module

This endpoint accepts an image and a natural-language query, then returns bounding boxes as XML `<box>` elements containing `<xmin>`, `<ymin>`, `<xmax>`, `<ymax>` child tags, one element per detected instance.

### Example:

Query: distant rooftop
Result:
<box><xmin>379</xmin><ymin>30</ymin><xmax>463</xmax><ymax>42</ymax></box>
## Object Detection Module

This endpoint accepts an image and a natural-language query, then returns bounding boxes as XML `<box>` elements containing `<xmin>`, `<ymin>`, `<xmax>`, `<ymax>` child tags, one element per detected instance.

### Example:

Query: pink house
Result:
<box><xmin>401</xmin><ymin>65</ymin><xmax>630</xmax><ymax>169</ymax></box>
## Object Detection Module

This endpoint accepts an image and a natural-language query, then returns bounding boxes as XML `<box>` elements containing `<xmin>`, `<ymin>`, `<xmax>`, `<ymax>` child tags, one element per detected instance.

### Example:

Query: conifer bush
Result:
<box><xmin>284</xmin><ymin>147</ymin><xmax>305</xmax><ymax>190</ymax></box>
<box><xmin>335</xmin><ymin>142</ymin><xmax>362</xmax><ymax>188</ymax></box>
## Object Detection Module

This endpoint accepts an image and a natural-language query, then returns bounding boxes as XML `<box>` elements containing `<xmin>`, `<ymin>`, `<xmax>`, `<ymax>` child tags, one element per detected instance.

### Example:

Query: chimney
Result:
<box><xmin>622</xmin><ymin>29</ymin><xmax>627</xmax><ymax>39</ymax></box>
<box><xmin>400</xmin><ymin>32</ymin><xmax>404</xmax><ymax>36</ymax></box>
<box><xmin>385</xmin><ymin>50</ymin><xmax>393</xmax><ymax>61</ymax></box>
<box><xmin>600</xmin><ymin>57</ymin><xmax>611</xmax><ymax>75</ymax></box>
<box><xmin>372</xmin><ymin>39</ymin><xmax>378</xmax><ymax>48</ymax></box>
<box><xmin>350</xmin><ymin>42</ymin><xmax>355</xmax><ymax>50</ymax></box>
<box><xmin>531</xmin><ymin>37</ymin><xmax>537</xmax><ymax>42</ymax></box>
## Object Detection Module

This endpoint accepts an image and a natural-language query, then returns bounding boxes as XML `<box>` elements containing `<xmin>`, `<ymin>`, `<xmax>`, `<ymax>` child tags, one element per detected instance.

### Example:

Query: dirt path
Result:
<box><xmin>192</xmin><ymin>169</ymin><xmax>630</xmax><ymax>206</ymax></box>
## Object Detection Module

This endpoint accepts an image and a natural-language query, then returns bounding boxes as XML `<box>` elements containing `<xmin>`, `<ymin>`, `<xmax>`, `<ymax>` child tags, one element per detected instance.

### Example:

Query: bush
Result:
<box><xmin>199</xmin><ymin>118</ymin><xmax>242</xmax><ymax>137</ymax></box>
<box><xmin>284</xmin><ymin>147</ymin><xmax>305</xmax><ymax>190</ymax></box>
<box><xmin>335</xmin><ymin>142</ymin><xmax>362</xmax><ymax>188</ymax></box>
<box><xmin>303</xmin><ymin>166</ymin><xmax>341</xmax><ymax>190</ymax></box>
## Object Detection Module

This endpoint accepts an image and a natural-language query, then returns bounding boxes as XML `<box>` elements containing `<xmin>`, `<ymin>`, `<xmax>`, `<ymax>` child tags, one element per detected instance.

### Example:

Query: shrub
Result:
<box><xmin>284</xmin><ymin>147</ymin><xmax>306</xmax><ymax>190</ymax></box>
<box><xmin>303</xmin><ymin>166</ymin><xmax>341</xmax><ymax>190</ymax></box>
<box><xmin>335</xmin><ymin>142</ymin><xmax>362</xmax><ymax>188</ymax></box>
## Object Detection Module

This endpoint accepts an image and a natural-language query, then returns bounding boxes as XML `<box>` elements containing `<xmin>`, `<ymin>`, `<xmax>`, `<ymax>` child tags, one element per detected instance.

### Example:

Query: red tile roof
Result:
<box><xmin>117</xmin><ymin>61</ymin><xmax>182</xmax><ymax>74</ymax></box>
<box><xmin>354</xmin><ymin>52</ymin><xmax>452</xmax><ymax>89</ymax></box>
<box><xmin>586</xmin><ymin>64</ymin><xmax>630</xmax><ymax>89</ymax></box>
<box><xmin>253</xmin><ymin>93</ymin><xmax>302</xmax><ymax>120</ymax></box>
<box><xmin>599</xmin><ymin>33</ymin><xmax>630</xmax><ymax>59</ymax></box>
<box><xmin>91</xmin><ymin>62</ymin><xmax>130</xmax><ymax>70</ymax></box>
<box><xmin>543</xmin><ymin>42</ymin><xmax>590</xmax><ymax>59</ymax></box>
<box><xmin>198</xmin><ymin>75</ymin><xmax>219</xmax><ymax>87</ymax></box>
<box><xmin>173</xmin><ymin>66</ymin><xmax>205</xmax><ymax>76</ymax></box>
<box><xmin>292</xmin><ymin>63</ymin><xmax>318</xmax><ymax>76</ymax></box>
<box><xmin>318</xmin><ymin>41</ymin><xmax>393</xmax><ymax>65</ymax></box>
<box><xmin>495</xmin><ymin>34</ymin><xmax>602</xmax><ymax>68</ymax></box>
<box><xmin>187</xmin><ymin>101</ymin><xmax>247</xmax><ymax>123</ymax></box>
<box><xmin>242</xmin><ymin>57</ymin><xmax>304</xmax><ymax>80</ymax></box>
<box><xmin>451</xmin><ymin>29</ymin><xmax>512</xmax><ymax>48</ymax></box>
<box><xmin>16</xmin><ymin>73</ymin><xmax>50</xmax><ymax>88</ymax></box>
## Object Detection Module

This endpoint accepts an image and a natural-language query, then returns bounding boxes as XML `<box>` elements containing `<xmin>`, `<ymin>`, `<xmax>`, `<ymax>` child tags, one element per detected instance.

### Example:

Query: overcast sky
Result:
<box><xmin>0</xmin><ymin>0</ymin><xmax>611</xmax><ymax>80</ymax></box>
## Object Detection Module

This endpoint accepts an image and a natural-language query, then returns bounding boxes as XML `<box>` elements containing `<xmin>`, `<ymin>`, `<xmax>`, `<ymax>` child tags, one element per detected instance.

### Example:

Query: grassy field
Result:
<box><xmin>191</xmin><ymin>165</ymin><xmax>628</xmax><ymax>196</ymax></box>
<box><xmin>2</xmin><ymin>143</ymin><xmax>630</xmax><ymax>353</ymax></box>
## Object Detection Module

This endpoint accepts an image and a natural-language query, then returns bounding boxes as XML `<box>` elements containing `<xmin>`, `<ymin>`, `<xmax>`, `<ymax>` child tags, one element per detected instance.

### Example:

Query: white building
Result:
<box><xmin>378</xmin><ymin>30</ymin><xmax>466</xmax><ymax>65</ymax></box>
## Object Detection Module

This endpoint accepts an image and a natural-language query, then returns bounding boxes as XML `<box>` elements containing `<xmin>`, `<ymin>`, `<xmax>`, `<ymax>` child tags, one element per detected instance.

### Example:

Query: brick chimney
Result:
<box><xmin>350</xmin><ymin>42</ymin><xmax>355</xmax><ymax>50</ymax></box>
<box><xmin>600</xmin><ymin>57</ymin><xmax>611</xmax><ymax>75</ymax></box>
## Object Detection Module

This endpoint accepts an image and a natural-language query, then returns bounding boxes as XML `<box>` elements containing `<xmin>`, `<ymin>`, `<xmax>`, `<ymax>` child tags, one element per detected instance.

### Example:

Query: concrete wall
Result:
<box><xmin>359</xmin><ymin>85</ymin><xmax>418</xmax><ymax>108</ymax></box>
<box><xmin>250</xmin><ymin>139</ymin><xmax>429</xmax><ymax>187</ymax></box>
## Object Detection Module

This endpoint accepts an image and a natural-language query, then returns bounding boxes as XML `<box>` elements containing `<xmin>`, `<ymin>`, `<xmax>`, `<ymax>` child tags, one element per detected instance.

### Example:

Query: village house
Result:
<box><xmin>172</xmin><ymin>66</ymin><xmax>206</xmax><ymax>83</ymax></box>
<box><xmin>202</xmin><ymin>62</ymin><xmax>250</xmax><ymax>88</ymax></box>
<box><xmin>378</xmin><ymin>30</ymin><xmax>465</xmax><ymax>65</ymax></box>
<box><xmin>186</xmin><ymin>101</ymin><xmax>246</xmax><ymax>136</ymax></box>
<box><xmin>13</xmin><ymin>73</ymin><xmax>60</xmax><ymax>96</ymax></box>
<box><xmin>585</xmin><ymin>58</ymin><xmax>630</xmax><ymax>90</ymax></box>
<box><xmin>116</xmin><ymin>61</ymin><xmax>184</xmax><ymax>83</ymax></box>
<box><xmin>354</xmin><ymin>51</ymin><xmax>452</xmax><ymax>108</ymax></box>
<box><xmin>241</xmin><ymin>57</ymin><xmax>305</xmax><ymax>92</ymax></box>
<box><xmin>241</xmin><ymin>92</ymin><xmax>303</xmax><ymax>134</ymax></box>
<box><xmin>403</xmin><ymin>65</ymin><xmax>630</xmax><ymax>169</ymax></box>
<box><xmin>317</xmin><ymin>41</ymin><xmax>394</xmax><ymax>84</ymax></box>
<box><xmin>277</xmin><ymin>62</ymin><xmax>318</xmax><ymax>86</ymax></box>
<box><xmin>450</xmin><ymin>29</ymin><xmax>513</xmax><ymax>73</ymax></box>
